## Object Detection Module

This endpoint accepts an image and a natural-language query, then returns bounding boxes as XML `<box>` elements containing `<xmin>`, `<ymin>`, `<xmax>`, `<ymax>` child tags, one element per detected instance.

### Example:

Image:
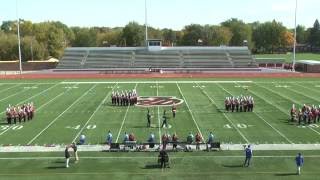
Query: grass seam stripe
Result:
<box><xmin>198</xmin><ymin>82</ymin><xmax>249</xmax><ymax>143</ymax></box>
<box><xmin>115</xmin><ymin>83</ymin><xmax>138</xmax><ymax>143</ymax></box>
<box><xmin>27</xmin><ymin>84</ymin><xmax>97</xmax><ymax>145</ymax></box>
<box><xmin>255</xmin><ymin>82</ymin><xmax>320</xmax><ymax>136</ymax></box>
<box><xmin>74</xmin><ymin>83</ymin><xmax>118</xmax><ymax>143</ymax></box>
<box><xmin>235</xmin><ymin>82</ymin><xmax>293</xmax><ymax>144</ymax></box>
<box><xmin>176</xmin><ymin>82</ymin><xmax>204</xmax><ymax>141</ymax></box>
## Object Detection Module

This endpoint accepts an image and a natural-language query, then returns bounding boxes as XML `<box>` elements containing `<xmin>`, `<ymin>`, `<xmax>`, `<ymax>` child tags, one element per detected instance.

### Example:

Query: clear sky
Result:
<box><xmin>0</xmin><ymin>0</ymin><xmax>318</xmax><ymax>30</ymax></box>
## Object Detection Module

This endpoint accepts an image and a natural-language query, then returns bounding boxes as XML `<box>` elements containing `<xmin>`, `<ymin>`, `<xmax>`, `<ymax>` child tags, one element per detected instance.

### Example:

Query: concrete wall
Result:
<box><xmin>0</xmin><ymin>61</ymin><xmax>58</xmax><ymax>71</ymax></box>
<box><xmin>296</xmin><ymin>64</ymin><xmax>320</xmax><ymax>73</ymax></box>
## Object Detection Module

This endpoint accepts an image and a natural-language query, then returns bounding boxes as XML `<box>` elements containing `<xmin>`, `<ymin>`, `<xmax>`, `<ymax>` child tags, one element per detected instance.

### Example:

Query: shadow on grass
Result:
<box><xmin>222</xmin><ymin>164</ymin><xmax>244</xmax><ymax>168</ymax></box>
<box><xmin>47</xmin><ymin>166</ymin><xmax>66</xmax><ymax>169</ymax></box>
<box><xmin>274</xmin><ymin>173</ymin><xmax>297</xmax><ymax>176</ymax></box>
<box><xmin>132</xmin><ymin>126</ymin><xmax>149</xmax><ymax>129</ymax></box>
<box><xmin>142</xmin><ymin>164</ymin><xmax>161</xmax><ymax>169</ymax></box>
<box><xmin>46</xmin><ymin>160</ymin><xmax>67</xmax><ymax>169</ymax></box>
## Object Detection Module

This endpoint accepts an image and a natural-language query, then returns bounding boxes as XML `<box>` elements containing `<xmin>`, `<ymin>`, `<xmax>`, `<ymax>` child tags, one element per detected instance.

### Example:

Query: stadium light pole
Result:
<box><xmin>292</xmin><ymin>0</ymin><xmax>298</xmax><ymax>72</ymax></box>
<box><xmin>16</xmin><ymin>0</ymin><xmax>23</xmax><ymax>74</ymax></box>
<box><xmin>145</xmin><ymin>0</ymin><xmax>148</xmax><ymax>47</ymax></box>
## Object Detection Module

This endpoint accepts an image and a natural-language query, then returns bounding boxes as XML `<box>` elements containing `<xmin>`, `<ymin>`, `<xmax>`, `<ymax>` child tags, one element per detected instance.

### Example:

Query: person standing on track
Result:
<box><xmin>65</xmin><ymin>146</ymin><xmax>70</xmax><ymax>168</ymax></box>
<box><xmin>243</xmin><ymin>145</ymin><xmax>253</xmax><ymax>167</ymax></box>
<box><xmin>295</xmin><ymin>153</ymin><xmax>304</xmax><ymax>175</ymax></box>
<box><xmin>71</xmin><ymin>142</ymin><xmax>79</xmax><ymax>162</ymax></box>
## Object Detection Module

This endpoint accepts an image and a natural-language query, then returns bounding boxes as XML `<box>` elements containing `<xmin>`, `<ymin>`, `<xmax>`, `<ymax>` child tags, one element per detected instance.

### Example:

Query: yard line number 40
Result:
<box><xmin>0</xmin><ymin>125</ymin><xmax>23</xmax><ymax>131</ymax></box>
<box><xmin>66</xmin><ymin>124</ymin><xmax>97</xmax><ymax>130</ymax></box>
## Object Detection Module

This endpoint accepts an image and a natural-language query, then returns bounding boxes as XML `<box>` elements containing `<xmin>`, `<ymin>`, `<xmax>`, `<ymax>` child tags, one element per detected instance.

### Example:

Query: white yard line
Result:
<box><xmin>0</xmin><ymin>126</ymin><xmax>13</xmax><ymax>136</ymax></box>
<box><xmin>0</xmin><ymin>84</ymin><xmax>20</xmax><ymax>94</ymax></box>
<box><xmin>115</xmin><ymin>83</ymin><xmax>138</xmax><ymax>143</ymax></box>
<box><xmin>176</xmin><ymin>82</ymin><xmax>204</xmax><ymax>141</ymax></box>
<box><xmin>254</xmin><ymin>83</ymin><xmax>320</xmax><ymax>136</ymax></box>
<box><xmin>61</xmin><ymin>81</ymin><xmax>253</xmax><ymax>84</ymax></box>
<box><xmin>27</xmin><ymin>84</ymin><xmax>98</xmax><ymax>145</ymax></box>
<box><xmin>232</xmin><ymin>82</ymin><xmax>294</xmax><ymax>144</ymax></box>
<box><xmin>74</xmin><ymin>83</ymin><xmax>118</xmax><ymax>143</ymax></box>
<box><xmin>0</xmin><ymin>85</ymin><xmax>31</xmax><ymax>103</ymax></box>
<box><xmin>276</xmin><ymin>82</ymin><xmax>320</xmax><ymax>103</ymax></box>
<box><xmin>197</xmin><ymin>82</ymin><xmax>249</xmax><ymax>143</ymax></box>
<box><xmin>294</xmin><ymin>83</ymin><xmax>320</xmax><ymax>94</ymax></box>
<box><xmin>254</xmin><ymin>113</ymin><xmax>294</xmax><ymax>144</ymax></box>
<box><xmin>157</xmin><ymin>81</ymin><xmax>161</xmax><ymax>143</ymax></box>
<box><xmin>1</xmin><ymin>83</ymin><xmax>61</xmax><ymax>115</ymax></box>
<box><xmin>0</xmin><ymin>91</ymin><xmax>66</xmax><ymax>136</ymax></box>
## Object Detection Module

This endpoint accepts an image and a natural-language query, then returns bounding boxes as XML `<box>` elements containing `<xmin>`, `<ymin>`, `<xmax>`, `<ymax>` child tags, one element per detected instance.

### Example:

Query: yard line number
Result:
<box><xmin>223</xmin><ymin>123</ymin><xmax>253</xmax><ymax>129</ymax></box>
<box><xmin>298</xmin><ymin>124</ymin><xmax>320</xmax><ymax>128</ymax></box>
<box><xmin>66</xmin><ymin>124</ymin><xmax>97</xmax><ymax>130</ymax></box>
<box><xmin>0</xmin><ymin>125</ymin><xmax>23</xmax><ymax>131</ymax></box>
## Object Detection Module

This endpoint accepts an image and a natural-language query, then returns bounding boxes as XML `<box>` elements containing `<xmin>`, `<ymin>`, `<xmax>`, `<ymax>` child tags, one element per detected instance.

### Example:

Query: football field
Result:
<box><xmin>1</xmin><ymin>78</ymin><xmax>320</xmax><ymax>146</ymax></box>
<box><xmin>1</xmin><ymin>77</ymin><xmax>320</xmax><ymax>179</ymax></box>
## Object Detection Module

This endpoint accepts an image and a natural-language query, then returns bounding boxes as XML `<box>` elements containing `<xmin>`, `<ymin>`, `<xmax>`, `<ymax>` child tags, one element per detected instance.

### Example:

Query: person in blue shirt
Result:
<box><xmin>206</xmin><ymin>132</ymin><xmax>214</xmax><ymax>151</ymax></box>
<box><xmin>106</xmin><ymin>130</ymin><xmax>112</xmax><ymax>145</ymax></box>
<box><xmin>79</xmin><ymin>134</ymin><xmax>86</xmax><ymax>145</ymax></box>
<box><xmin>123</xmin><ymin>132</ymin><xmax>129</xmax><ymax>143</ymax></box>
<box><xmin>148</xmin><ymin>132</ymin><xmax>155</xmax><ymax>148</ymax></box>
<box><xmin>295</xmin><ymin>153</ymin><xmax>304</xmax><ymax>175</ymax></box>
<box><xmin>243</xmin><ymin>145</ymin><xmax>253</xmax><ymax>167</ymax></box>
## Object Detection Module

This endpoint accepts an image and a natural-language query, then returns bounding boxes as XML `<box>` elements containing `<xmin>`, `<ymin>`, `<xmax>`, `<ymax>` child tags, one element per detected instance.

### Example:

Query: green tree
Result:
<box><xmin>252</xmin><ymin>20</ymin><xmax>287</xmax><ymax>53</ymax></box>
<box><xmin>96</xmin><ymin>28</ymin><xmax>123</xmax><ymax>47</ymax></box>
<box><xmin>180</xmin><ymin>24</ymin><xmax>203</xmax><ymax>46</ymax></box>
<box><xmin>162</xmin><ymin>28</ymin><xmax>176</xmax><ymax>46</ymax></box>
<box><xmin>209</xmin><ymin>26</ymin><xmax>232</xmax><ymax>46</ymax></box>
<box><xmin>221</xmin><ymin>18</ymin><xmax>252</xmax><ymax>47</ymax></box>
<box><xmin>308</xmin><ymin>19</ymin><xmax>320</xmax><ymax>48</ymax></box>
<box><xmin>122</xmin><ymin>22</ymin><xmax>144</xmax><ymax>46</ymax></box>
<box><xmin>296</xmin><ymin>25</ymin><xmax>308</xmax><ymax>44</ymax></box>
<box><xmin>0</xmin><ymin>32</ymin><xmax>18</xmax><ymax>60</ymax></box>
<box><xmin>72</xmin><ymin>27</ymin><xmax>97</xmax><ymax>47</ymax></box>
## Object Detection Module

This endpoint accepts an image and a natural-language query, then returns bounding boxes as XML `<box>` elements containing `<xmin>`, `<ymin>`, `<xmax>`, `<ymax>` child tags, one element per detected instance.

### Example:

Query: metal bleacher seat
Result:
<box><xmin>56</xmin><ymin>46</ymin><xmax>257</xmax><ymax>70</ymax></box>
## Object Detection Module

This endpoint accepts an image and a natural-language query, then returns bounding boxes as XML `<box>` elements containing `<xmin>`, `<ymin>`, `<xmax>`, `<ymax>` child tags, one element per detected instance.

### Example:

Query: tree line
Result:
<box><xmin>0</xmin><ymin>18</ymin><xmax>320</xmax><ymax>61</ymax></box>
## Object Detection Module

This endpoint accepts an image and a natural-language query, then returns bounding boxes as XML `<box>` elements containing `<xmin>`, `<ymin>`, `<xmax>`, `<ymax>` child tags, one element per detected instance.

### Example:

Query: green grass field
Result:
<box><xmin>0</xmin><ymin>78</ymin><xmax>320</xmax><ymax>179</ymax></box>
<box><xmin>254</xmin><ymin>53</ymin><xmax>320</xmax><ymax>63</ymax></box>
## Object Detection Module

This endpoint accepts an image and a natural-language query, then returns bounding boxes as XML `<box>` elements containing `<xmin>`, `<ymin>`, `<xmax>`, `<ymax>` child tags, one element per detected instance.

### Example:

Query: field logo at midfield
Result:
<box><xmin>136</xmin><ymin>96</ymin><xmax>184</xmax><ymax>107</ymax></box>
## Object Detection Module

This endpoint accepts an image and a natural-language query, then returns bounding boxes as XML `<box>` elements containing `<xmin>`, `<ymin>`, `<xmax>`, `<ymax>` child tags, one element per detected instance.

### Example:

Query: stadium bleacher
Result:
<box><xmin>56</xmin><ymin>49</ymin><xmax>88</xmax><ymax>69</ymax></box>
<box><xmin>56</xmin><ymin>46</ymin><xmax>257</xmax><ymax>70</ymax></box>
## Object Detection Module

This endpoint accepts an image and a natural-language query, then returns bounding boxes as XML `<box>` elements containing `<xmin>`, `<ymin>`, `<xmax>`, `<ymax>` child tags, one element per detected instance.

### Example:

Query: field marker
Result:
<box><xmin>176</xmin><ymin>82</ymin><xmax>204</xmax><ymax>141</ymax></box>
<box><xmin>254</xmin><ymin>83</ymin><xmax>320</xmax><ymax>136</ymax></box>
<box><xmin>27</xmin><ymin>84</ymin><xmax>98</xmax><ymax>145</ymax></box>
<box><xmin>115</xmin><ymin>83</ymin><xmax>138</xmax><ymax>143</ymax></box>
<box><xmin>74</xmin><ymin>83</ymin><xmax>118</xmax><ymax>143</ymax></box>
<box><xmin>233</xmin><ymin>82</ymin><xmax>294</xmax><ymax>144</ymax></box>
<box><xmin>197</xmin><ymin>82</ymin><xmax>249</xmax><ymax>143</ymax></box>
